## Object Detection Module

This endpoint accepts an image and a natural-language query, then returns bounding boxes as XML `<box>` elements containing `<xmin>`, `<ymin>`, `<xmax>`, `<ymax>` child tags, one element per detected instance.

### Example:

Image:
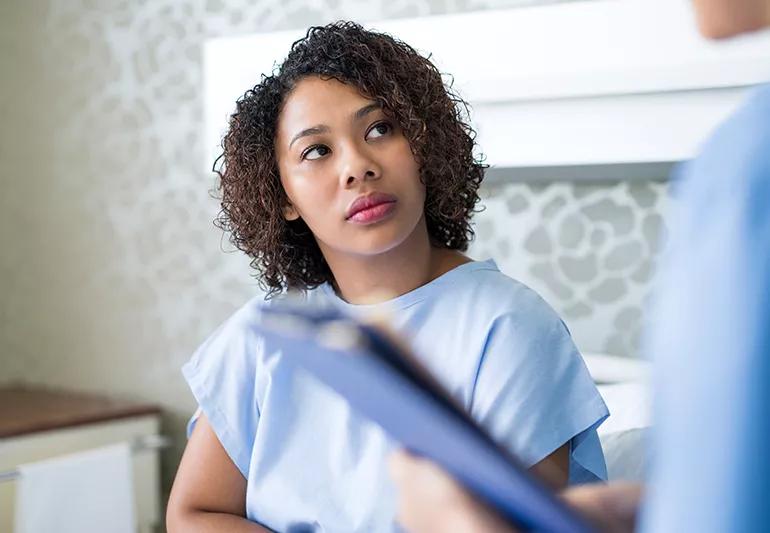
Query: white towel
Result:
<box><xmin>14</xmin><ymin>442</ymin><xmax>137</xmax><ymax>533</ymax></box>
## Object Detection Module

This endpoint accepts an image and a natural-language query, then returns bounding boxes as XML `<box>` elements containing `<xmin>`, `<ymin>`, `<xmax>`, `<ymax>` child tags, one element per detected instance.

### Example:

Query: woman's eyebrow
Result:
<box><xmin>353</xmin><ymin>103</ymin><xmax>380</xmax><ymax>121</ymax></box>
<box><xmin>288</xmin><ymin>103</ymin><xmax>382</xmax><ymax>149</ymax></box>
<box><xmin>289</xmin><ymin>125</ymin><xmax>329</xmax><ymax>149</ymax></box>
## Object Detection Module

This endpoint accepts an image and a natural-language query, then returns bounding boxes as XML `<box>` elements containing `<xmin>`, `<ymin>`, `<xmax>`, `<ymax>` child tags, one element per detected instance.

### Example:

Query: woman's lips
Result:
<box><xmin>346</xmin><ymin>192</ymin><xmax>398</xmax><ymax>224</ymax></box>
<box><xmin>346</xmin><ymin>200</ymin><xmax>397</xmax><ymax>224</ymax></box>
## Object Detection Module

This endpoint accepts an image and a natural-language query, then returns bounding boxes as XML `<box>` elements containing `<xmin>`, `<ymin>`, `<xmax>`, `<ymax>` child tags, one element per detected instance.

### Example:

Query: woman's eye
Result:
<box><xmin>366</xmin><ymin>121</ymin><xmax>392</xmax><ymax>140</ymax></box>
<box><xmin>302</xmin><ymin>145</ymin><xmax>330</xmax><ymax>161</ymax></box>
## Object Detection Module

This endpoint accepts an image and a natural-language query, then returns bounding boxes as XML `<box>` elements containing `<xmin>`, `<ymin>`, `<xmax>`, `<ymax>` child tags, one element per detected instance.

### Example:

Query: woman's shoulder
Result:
<box><xmin>455</xmin><ymin>258</ymin><xmax>550</xmax><ymax>301</ymax></box>
<box><xmin>224</xmin><ymin>285</ymin><xmax>328</xmax><ymax>327</ymax></box>
<box><xmin>212</xmin><ymin>294</ymin><xmax>270</xmax><ymax>335</ymax></box>
<box><xmin>185</xmin><ymin>287</ymin><xmax>328</xmax><ymax>370</ymax></box>
<box><xmin>440</xmin><ymin>259</ymin><xmax>564</xmax><ymax>327</ymax></box>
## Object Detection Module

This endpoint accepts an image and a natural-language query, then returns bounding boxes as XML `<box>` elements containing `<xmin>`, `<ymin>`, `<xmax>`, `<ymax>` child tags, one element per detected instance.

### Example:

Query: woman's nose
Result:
<box><xmin>340</xmin><ymin>147</ymin><xmax>381</xmax><ymax>187</ymax></box>
<box><xmin>344</xmin><ymin>169</ymin><xmax>378</xmax><ymax>187</ymax></box>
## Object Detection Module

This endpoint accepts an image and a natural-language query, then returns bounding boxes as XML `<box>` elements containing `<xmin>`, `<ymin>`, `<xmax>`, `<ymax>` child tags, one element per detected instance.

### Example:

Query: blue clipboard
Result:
<box><xmin>257</xmin><ymin>303</ymin><xmax>595</xmax><ymax>533</ymax></box>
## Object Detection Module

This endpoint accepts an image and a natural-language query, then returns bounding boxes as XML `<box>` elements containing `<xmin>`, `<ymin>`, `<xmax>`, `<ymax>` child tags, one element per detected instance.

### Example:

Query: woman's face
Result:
<box><xmin>275</xmin><ymin>76</ymin><xmax>427</xmax><ymax>260</ymax></box>
<box><xmin>690</xmin><ymin>0</ymin><xmax>770</xmax><ymax>38</ymax></box>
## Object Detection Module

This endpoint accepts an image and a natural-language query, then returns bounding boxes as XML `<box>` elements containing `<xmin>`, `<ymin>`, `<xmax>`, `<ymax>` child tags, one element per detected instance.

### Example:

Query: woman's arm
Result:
<box><xmin>531</xmin><ymin>442</ymin><xmax>570</xmax><ymax>490</ymax></box>
<box><xmin>166</xmin><ymin>413</ymin><xmax>271</xmax><ymax>533</ymax></box>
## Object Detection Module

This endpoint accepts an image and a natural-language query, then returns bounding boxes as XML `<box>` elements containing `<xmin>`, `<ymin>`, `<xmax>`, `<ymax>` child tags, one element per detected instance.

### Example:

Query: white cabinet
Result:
<box><xmin>0</xmin><ymin>386</ymin><xmax>163</xmax><ymax>533</ymax></box>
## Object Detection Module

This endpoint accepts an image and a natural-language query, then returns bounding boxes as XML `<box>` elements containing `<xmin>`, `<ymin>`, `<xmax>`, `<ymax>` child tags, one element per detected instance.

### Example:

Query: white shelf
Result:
<box><xmin>203</xmin><ymin>0</ymin><xmax>770</xmax><ymax>180</ymax></box>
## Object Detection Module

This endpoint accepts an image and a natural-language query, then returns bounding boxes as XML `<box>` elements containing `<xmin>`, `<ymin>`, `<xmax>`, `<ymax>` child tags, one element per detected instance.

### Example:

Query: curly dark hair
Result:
<box><xmin>214</xmin><ymin>20</ymin><xmax>487</xmax><ymax>298</ymax></box>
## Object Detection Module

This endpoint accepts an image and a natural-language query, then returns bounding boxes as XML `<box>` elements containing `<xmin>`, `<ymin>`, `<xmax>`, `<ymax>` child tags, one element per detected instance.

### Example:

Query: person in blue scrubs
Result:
<box><xmin>389</xmin><ymin>0</ymin><xmax>770</xmax><ymax>531</ymax></box>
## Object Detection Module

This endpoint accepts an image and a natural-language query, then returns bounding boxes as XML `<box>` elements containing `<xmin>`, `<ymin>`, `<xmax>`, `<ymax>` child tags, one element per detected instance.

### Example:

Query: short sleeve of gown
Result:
<box><xmin>181</xmin><ymin>303</ymin><xmax>263</xmax><ymax>478</ymax></box>
<box><xmin>469</xmin><ymin>293</ymin><xmax>609</xmax><ymax>484</ymax></box>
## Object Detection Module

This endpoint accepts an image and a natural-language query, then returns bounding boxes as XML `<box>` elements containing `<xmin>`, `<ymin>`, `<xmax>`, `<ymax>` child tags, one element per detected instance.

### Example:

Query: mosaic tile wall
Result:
<box><xmin>1</xmin><ymin>0</ymin><xmax>666</xmax><ymax>510</ymax></box>
<box><xmin>469</xmin><ymin>180</ymin><xmax>668</xmax><ymax>358</ymax></box>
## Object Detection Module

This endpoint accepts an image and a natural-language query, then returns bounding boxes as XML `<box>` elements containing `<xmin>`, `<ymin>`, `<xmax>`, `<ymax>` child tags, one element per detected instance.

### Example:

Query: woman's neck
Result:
<box><xmin>321</xmin><ymin>218</ymin><xmax>472</xmax><ymax>305</ymax></box>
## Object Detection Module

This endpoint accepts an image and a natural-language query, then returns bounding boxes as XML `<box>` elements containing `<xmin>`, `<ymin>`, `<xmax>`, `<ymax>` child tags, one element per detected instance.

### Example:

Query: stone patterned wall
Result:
<box><xmin>0</xmin><ymin>0</ymin><xmax>665</xmax><ymax>515</ymax></box>
<box><xmin>469</xmin><ymin>180</ymin><xmax>668</xmax><ymax>358</ymax></box>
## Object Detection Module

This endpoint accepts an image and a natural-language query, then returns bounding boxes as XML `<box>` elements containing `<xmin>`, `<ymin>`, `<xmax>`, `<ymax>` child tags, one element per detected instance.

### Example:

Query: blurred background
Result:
<box><xmin>0</xmin><ymin>0</ymin><xmax>673</xmax><ymax>531</ymax></box>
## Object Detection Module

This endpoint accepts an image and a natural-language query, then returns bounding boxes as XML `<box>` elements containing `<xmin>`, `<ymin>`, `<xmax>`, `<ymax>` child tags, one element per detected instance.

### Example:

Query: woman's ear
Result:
<box><xmin>283</xmin><ymin>203</ymin><xmax>300</xmax><ymax>221</ymax></box>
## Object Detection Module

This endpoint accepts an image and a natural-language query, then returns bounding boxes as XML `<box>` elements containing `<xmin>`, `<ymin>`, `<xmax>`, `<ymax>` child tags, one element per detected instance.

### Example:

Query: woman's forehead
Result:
<box><xmin>278</xmin><ymin>77</ymin><xmax>375</xmax><ymax>132</ymax></box>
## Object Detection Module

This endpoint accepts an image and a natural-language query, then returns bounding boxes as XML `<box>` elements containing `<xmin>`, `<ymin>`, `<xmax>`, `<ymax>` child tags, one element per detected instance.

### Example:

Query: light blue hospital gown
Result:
<box><xmin>182</xmin><ymin>258</ymin><xmax>608</xmax><ymax>532</ymax></box>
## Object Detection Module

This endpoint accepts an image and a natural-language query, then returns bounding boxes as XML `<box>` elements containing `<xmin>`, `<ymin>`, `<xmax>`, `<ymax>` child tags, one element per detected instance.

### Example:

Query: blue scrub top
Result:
<box><xmin>641</xmin><ymin>84</ymin><xmax>770</xmax><ymax>532</ymax></box>
<box><xmin>183</xmin><ymin>258</ymin><xmax>608</xmax><ymax>532</ymax></box>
